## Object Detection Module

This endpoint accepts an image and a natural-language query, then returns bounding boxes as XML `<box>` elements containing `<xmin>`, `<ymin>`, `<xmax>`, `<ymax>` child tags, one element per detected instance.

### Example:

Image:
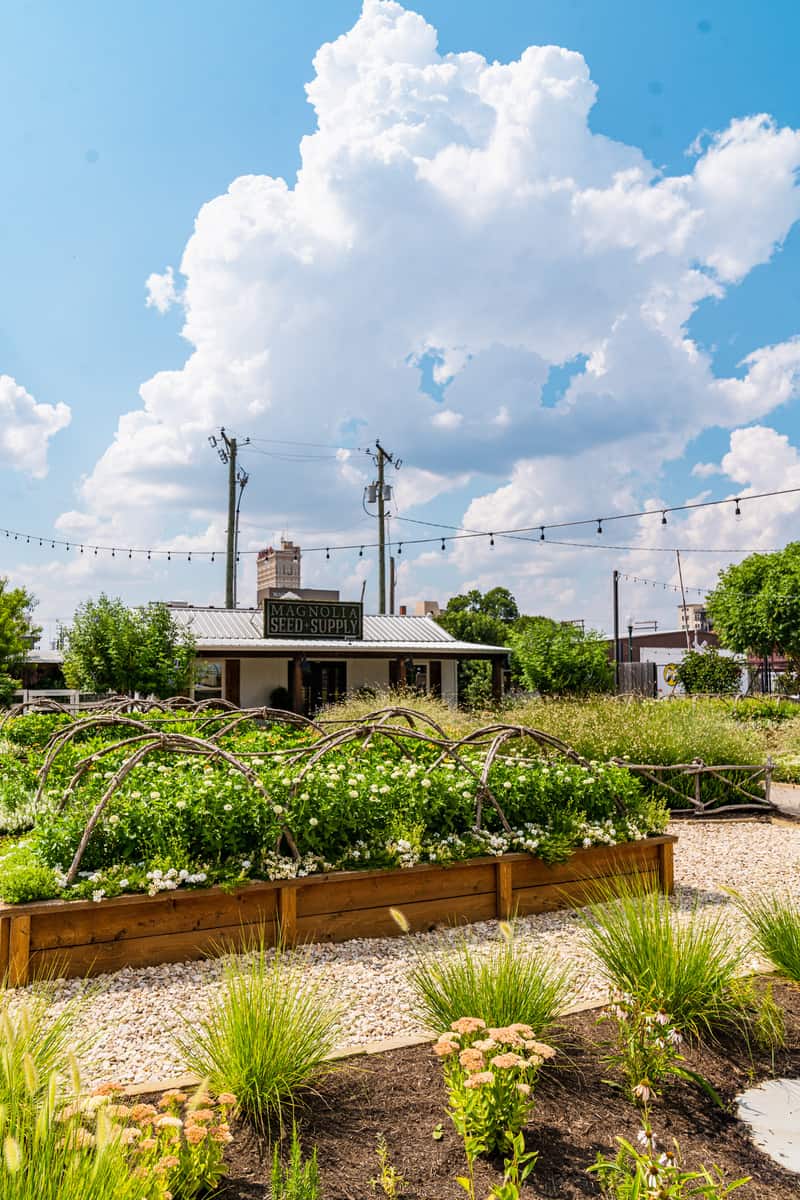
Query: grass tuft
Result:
<box><xmin>734</xmin><ymin>891</ymin><xmax>800</xmax><ymax>982</ymax></box>
<box><xmin>176</xmin><ymin>939</ymin><xmax>342</xmax><ymax>1135</ymax></box>
<box><xmin>407</xmin><ymin>926</ymin><xmax>571</xmax><ymax>1038</ymax></box>
<box><xmin>579</xmin><ymin>882</ymin><xmax>745</xmax><ymax>1040</ymax></box>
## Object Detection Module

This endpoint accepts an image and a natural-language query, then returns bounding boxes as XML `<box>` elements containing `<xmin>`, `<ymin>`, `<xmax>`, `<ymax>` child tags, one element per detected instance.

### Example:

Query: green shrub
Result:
<box><xmin>407</xmin><ymin>927</ymin><xmax>570</xmax><ymax>1038</ymax></box>
<box><xmin>675</xmin><ymin>648</ymin><xmax>744</xmax><ymax>696</ymax></box>
<box><xmin>589</xmin><ymin>1133</ymin><xmax>748</xmax><ymax>1198</ymax></box>
<box><xmin>0</xmin><ymin>845</ymin><xmax>59</xmax><ymax>905</ymax></box>
<box><xmin>734</xmin><ymin>891</ymin><xmax>800</xmax><ymax>982</ymax></box>
<box><xmin>580</xmin><ymin>884</ymin><xmax>745</xmax><ymax>1040</ymax></box>
<box><xmin>176</xmin><ymin>941</ymin><xmax>341</xmax><ymax>1134</ymax></box>
<box><xmin>271</xmin><ymin>1125</ymin><xmax>320</xmax><ymax>1200</ymax></box>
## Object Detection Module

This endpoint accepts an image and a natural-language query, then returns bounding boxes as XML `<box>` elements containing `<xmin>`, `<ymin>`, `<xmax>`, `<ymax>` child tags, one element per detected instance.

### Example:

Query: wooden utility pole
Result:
<box><xmin>210</xmin><ymin>428</ymin><xmax>249</xmax><ymax>609</ymax></box>
<box><xmin>612</xmin><ymin>569</ymin><xmax>620</xmax><ymax>692</ymax></box>
<box><xmin>370</xmin><ymin>440</ymin><xmax>400</xmax><ymax>615</ymax></box>
<box><xmin>676</xmin><ymin>550</ymin><xmax>691</xmax><ymax>650</ymax></box>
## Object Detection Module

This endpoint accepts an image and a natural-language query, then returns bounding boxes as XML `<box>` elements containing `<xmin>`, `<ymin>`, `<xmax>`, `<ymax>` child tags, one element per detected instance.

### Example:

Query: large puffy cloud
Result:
<box><xmin>48</xmin><ymin>0</ymin><xmax>800</xmax><ymax>620</ymax></box>
<box><xmin>0</xmin><ymin>375</ymin><xmax>70</xmax><ymax>479</ymax></box>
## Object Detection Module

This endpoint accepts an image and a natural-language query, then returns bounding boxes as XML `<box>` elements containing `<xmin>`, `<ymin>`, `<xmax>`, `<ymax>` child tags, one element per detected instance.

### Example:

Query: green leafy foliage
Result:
<box><xmin>509</xmin><ymin>619</ymin><xmax>613</xmax><ymax>696</ymax></box>
<box><xmin>589</xmin><ymin>1133</ymin><xmax>749</xmax><ymax>1199</ymax></box>
<box><xmin>0</xmin><ymin>710</ymin><xmax>667</xmax><ymax>903</ymax></box>
<box><xmin>62</xmin><ymin>596</ymin><xmax>195</xmax><ymax>698</ymax></box>
<box><xmin>708</xmin><ymin>542</ymin><xmax>800</xmax><ymax>661</ymax></box>
<box><xmin>176</xmin><ymin>942</ymin><xmax>341</xmax><ymax>1135</ymax></box>
<box><xmin>407</xmin><ymin>926</ymin><xmax>570</xmax><ymax>1037</ymax></box>
<box><xmin>0</xmin><ymin>579</ymin><xmax>41</xmax><ymax>706</ymax></box>
<box><xmin>675</xmin><ymin>649</ymin><xmax>743</xmax><ymax>696</ymax></box>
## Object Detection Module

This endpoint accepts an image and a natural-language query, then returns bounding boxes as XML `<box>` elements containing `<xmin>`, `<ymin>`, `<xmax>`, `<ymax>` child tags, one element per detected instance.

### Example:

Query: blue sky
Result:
<box><xmin>2</xmin><ymin>0</ymin><xmax>800</xmax><ymax>635</ymax></box>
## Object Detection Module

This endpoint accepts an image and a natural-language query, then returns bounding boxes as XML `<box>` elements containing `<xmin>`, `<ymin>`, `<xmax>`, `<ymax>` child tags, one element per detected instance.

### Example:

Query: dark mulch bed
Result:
<box><xmin>207</xmin><ymin>980</ymin><xmax>800</xmax><ymax>1198</ymax></box>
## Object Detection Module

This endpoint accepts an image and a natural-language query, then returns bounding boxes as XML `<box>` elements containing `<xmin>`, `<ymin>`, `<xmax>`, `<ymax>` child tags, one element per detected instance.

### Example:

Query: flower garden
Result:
<box><xmin>0</xmin><ymin>696</ymin><xmax>798</xmax><ymax>1197</ymax></box>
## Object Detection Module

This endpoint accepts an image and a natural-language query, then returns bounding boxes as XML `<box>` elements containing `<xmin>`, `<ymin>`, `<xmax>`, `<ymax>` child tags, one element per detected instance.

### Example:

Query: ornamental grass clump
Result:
<box><xmin>733</xmin><ymin>890</ymin><xmax>800</xmax><ymax>982</ymax></box>
<box><xmin>407</xmin><ymin>924</ymin><xmax>570</xmax><ymax>1039</ymax></box>
<box><xmin>176</xmin><ymin>941</ymin><xmax>341</xmax><ymax>1134</ymax></box>
<box><xmin>434</xmin><ymin>1017</ymin><xmax>555</xmax><ymax>1198</ymax></box>
<box><xmin>580</xmin><ymin>883</ymin><xmax>745</xmax><ymax>1041</ymax></box>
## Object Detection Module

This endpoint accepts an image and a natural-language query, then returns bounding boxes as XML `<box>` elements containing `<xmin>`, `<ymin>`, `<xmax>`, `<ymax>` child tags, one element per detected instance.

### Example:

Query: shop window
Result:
<box><xmin>194</xmin><ymin>660</ymin><xmax>223</xmax><ymax>700</ymax></box>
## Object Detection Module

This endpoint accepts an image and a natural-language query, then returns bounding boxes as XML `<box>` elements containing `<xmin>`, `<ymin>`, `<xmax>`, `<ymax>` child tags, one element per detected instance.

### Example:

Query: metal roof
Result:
<box><xmin>167</xmin><ymin>606</ymin><xmax>507</xmax><ymax>655</ymax></box>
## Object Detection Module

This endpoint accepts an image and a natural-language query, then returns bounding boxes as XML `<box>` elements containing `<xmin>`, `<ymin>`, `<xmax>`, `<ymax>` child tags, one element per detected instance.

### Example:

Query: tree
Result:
<box><xmin>509</xmin><ymin>617</ymin><xmax>613</xmax><ymax>696</ymax></box>
<box><xmin>63</xmin><ymin>596</ymin><xmax>195</xmax><ymax>698</ymax></box>
<box><xmin>707</xmin><ymin>543</ymin><xmax>800</xmax><ymax>664</ymax></box>
<box><xmin>435</xmin><ymin>589</ymin><xmax>516</xmax><ymax>708</ymax></box>
<box><xmin>0</xmin><ymin>580</ymin><xmax>41</xmax><ymax>704</ymax></box>
<box><xmin>675</xmin><ymin>647</ymin><xmax>743</xmax><ymax>695</ymax></box>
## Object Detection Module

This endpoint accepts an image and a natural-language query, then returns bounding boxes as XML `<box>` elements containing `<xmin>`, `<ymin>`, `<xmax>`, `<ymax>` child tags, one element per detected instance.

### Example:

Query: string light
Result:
<box><xmin>397</xmin><ymin>543</ymin><xmax>403</xmax><ymax>555</ymax></box>
<box><xmin>0</xmin><ymin>481</ymin><xmax>794</xmax><ymax>565</ymax></box>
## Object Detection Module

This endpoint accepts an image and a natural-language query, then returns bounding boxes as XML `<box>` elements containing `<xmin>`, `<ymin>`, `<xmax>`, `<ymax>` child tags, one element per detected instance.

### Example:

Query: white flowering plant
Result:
<box><xmin>0</xmin><ymin>712</ymin><xmax>668</xmax><ymax>903</ymax></box>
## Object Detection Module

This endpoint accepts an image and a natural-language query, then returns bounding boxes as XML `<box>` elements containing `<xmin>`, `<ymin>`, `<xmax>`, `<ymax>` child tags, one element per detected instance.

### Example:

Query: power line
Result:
<box><xmin>3</xmin><ymin>482</ymin><xmax>798</xmax><ymax>564</ymax></box>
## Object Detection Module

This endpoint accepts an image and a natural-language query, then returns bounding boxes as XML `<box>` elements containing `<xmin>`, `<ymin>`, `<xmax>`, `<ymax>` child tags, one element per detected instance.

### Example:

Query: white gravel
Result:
<box><xmin>18</xmin><ymin>820</ymin><xmax>800</xmax><ymax>1088</ymax></box>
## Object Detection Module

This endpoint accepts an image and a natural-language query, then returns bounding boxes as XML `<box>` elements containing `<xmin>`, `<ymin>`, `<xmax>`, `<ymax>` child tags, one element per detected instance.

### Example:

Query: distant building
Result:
<box><xmin>678</xmin><ymin>603</ymin><xmax>713</xmax><ymax>633</ymax></box>
<box><xmin>414</xmin><ymin>600</ymin><xmax>440</xmax><ymax>617</ymax></box>
<box><xmin>256</xmin><ymin>540</ymin><xmax>339</xmax><ymax>605</ymax></box>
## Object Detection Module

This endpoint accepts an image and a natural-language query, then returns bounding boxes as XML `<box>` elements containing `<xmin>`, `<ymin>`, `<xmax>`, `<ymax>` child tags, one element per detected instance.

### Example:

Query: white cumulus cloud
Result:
<box><xmin>0</xmin><ymin>375</ymin><xmax>70</xmax><ymax>479</ymax></box>
<box><xmin>42</xmin><ymin>0</ymin><xmax>800</xmax><ymax>622</ymax></box>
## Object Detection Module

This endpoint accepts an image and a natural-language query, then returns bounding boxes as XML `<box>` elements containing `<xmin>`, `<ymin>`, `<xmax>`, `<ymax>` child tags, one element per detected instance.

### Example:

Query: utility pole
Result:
<box><xmin>209</xmin><ymin>428</ymin><xmax>249</xmax><ymax>609</ymax></box>
<box><xmin>612</xmin><ymin>569</ymin><xmax>620</xmax><ymax>692</ymax></box>
<box><xmin>675</xmin><ymin>550</ymin><xmax>691</xmax><ymax>651</ymax></box>
<box><xmin>365</xmin><ymin>440</ymin><xmax>401</xmax><ymax>615</ymax></box>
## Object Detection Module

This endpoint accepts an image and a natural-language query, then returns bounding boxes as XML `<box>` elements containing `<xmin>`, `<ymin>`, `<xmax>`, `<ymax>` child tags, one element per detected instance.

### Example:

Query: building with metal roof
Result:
<box><xmin>166</xmin><ymin>603</ymin><xmax>508</xmax><ymax>712</ymax></box>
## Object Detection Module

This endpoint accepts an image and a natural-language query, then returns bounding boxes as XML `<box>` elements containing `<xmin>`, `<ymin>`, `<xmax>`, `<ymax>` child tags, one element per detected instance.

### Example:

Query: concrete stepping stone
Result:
<box><xmin>737</xmin><ymin>1078</ymin><xmax>800</xmax><ymax>1174</ymax></box>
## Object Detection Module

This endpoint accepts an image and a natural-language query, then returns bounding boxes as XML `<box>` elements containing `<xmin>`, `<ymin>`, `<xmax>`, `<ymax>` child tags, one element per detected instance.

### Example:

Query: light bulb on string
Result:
<box><xmin>93</xmin><ymin>548</ymin><xmax>98</xmax><ymax>556</ymax></box>
<box><xmin>661</xmin><ymin>511</ymin><xmax>668</xmax><ymax>525</ymax></box>
<box><xmin>326</xmin><ymin>548</ymin><xmax>330</xmax><ymax>560</ymax></box>
<box><xmin>210</xmin><ymin>552</ymin><xmax>214</xmax><ymax>563</ymax></box>
<box><xmin>80</xmin><ymin>545</ymin><xmax>84</xmax><ymax>554</ymax></box>
<box><xmin>596</xmin><ymin>519</ymin><xmax>603</xmax><ymax>535</ymax></box>
<box><xmin>128</xmin><ymin>550</ymin><xmax>132</xmax><ymax>559</ymax></box>
<box><xmin>167</xmin><ymin>551</ymin><xmax>171</xmax><ymax>562</ymax></box>
<box><xmin>359</xmin><ymin>546</ymin><xmax>363</xmax><ymax>557</ymax></box>
<box><xmin>187</xmin><ymin>553</ymin><xmax>191</xmax><ymax>562</ymax></box>
<box><xmin>540</xmin><ymin>528</ymin><xmax>545</xmax><ymax>541</ymax></box>
<box><xmin>441</xmin><ymin>537</ymin><xmax>446</xmax><ymax>551</ymax></box>
<box><xmin>489</xmin><ymin>533</ymin><xmax>494</xmax><ymax>547</ymax></box>
<box><xmin>734</xmin><ymin>498</ymin><xmax>741</xmax><ymax>518</ymax></box>
<box><xmin>398</xmin><ymin>543</ymin><xmax>403</xmax><ymax>555</ymax></box>
<box><xmin>111</xmin><ymin>548</ymin><xmax>115</xmax><ymax>558</ymax></box>
<box><xmin>147</xmin><ymin>550</ymin><xmax>151</xmax><ymax>561</ymax></box>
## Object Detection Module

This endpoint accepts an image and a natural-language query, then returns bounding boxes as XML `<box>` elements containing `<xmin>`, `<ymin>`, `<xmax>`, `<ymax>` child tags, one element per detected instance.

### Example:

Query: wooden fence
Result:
<box><xmin>613</xmin><ymin>757</ymin><xmax>775</xmax><ymax>817</ymax></box>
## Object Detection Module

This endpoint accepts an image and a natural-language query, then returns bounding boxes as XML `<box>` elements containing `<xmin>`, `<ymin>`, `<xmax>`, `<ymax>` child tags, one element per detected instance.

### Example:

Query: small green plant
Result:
<box><xmin>434</xmin><ymin>1017</ymin><xmax>554</xmax><ymax>1197</ymax></box>
<box><xmin>580</xmin><ymin>883</ymin><xmax>745</xmax><ymax>1040</ymax></box>
<box><xmin>727</xmin><ymin>975</ymin><xmax>787</xmax><ymax>1058</ymax></box>
<box><xmin>734</xmin><ymin>890</ymin><xmax>800</xmax><ymax>981</ymax></box>
<box><xmin>370</xmin><ymin>1134</ymin><xmax>408</xmax><ymax>1197</ymax></box>
<box><xmin>176</xmin><ymin>940</ymin><xmax>342</xmax><ymax>1134</ymax></box>
<box><xmin>271</xmin><ymin>1125</ymin><xmax>320</xmax><ymax>1200</ymax></box>
<box><xmin>600</xmin><ymin>994</ymin><xmax>721</xmax><ymax>1109</ymax></box>
<box><xmin>588</xmin><ymin>1128</ymin><xmax>749</xmax><ymax>1198</ymax></box>
<box><xmin>488</xmin><ymin>1130</ymin><xmax>538</xmax><ymax>1200</ymax></box>
<box><xmin>407</xmin><ymin>924</ymin><xmax>570</xmax><ymax>1038</ymax></box>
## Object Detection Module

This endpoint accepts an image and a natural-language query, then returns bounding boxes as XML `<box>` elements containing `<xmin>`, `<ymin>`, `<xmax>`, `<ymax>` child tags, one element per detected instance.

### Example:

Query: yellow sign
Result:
<box><xmin>663</xmin><ymin>663</ymin><xmax>679</xmax><ymax>687</ymax></box>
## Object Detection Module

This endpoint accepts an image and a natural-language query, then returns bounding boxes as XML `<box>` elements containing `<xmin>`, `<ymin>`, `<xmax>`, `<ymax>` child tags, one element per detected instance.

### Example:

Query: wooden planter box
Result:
<box><xmin>0</xmin><ymin>836</ymin><xmax>675</xmax><ymax>986</ymax></box>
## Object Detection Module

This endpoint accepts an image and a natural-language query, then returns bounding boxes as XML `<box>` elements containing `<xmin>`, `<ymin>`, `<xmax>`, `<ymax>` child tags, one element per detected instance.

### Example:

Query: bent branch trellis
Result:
<box><xmin>0</xmin><ymin>702</ymin><xmax>683</xmax><ymax>984</ymax></box>
<box><xmin>35</xmin><ymin>705</ymin><xmax>595</xmax><ymax>883</ymax></box>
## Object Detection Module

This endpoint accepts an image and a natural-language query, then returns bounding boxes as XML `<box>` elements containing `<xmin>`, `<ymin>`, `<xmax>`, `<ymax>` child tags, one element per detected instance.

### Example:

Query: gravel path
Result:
<box><xmin>18</xmin><ymin>820</ymin><xmax>800</xmax><ymax>1087</ymax></box>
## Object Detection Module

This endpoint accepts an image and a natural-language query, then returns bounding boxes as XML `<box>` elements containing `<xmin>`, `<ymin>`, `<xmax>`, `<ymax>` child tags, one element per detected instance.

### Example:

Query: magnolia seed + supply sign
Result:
<box><xmin>263</xmin><ymin>599</ymin><xmax>363</xmax><ymax>640</ymax></box>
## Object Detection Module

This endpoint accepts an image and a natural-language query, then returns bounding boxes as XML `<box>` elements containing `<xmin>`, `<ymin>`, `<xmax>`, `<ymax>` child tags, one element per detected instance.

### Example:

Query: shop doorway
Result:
<box><xmin>289</xmin><ymin>660</ymin><xmax>347</xmax><ymax>714</ymax></box>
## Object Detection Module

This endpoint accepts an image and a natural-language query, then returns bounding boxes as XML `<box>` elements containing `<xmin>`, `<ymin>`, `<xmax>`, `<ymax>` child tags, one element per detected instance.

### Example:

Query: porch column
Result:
<box><xmin>491</xmin><ymin>657</ymin><xmax>504</xmax><ymax>704</ymax></box>
<box><xmin>292</xmin><ymin>656</ymin><xmax>304</xmax><ymax>714</ymax></box>
<box><xmin>396</xmin><ymin>657</ymin><xmax>407</xmax><ymax>687</ymax></box>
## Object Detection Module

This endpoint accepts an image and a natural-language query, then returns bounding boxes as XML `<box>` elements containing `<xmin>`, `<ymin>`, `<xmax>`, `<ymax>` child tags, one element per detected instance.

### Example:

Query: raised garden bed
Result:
<box><xmin>0</xmin><ymin>835</ymin><xmax>675</xmax><ymax>984</ymax></box>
